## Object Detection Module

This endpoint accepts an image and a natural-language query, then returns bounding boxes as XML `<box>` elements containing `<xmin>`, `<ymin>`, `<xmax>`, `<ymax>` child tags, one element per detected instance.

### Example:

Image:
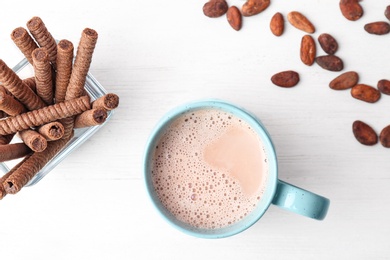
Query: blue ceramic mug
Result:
<box><xmin>144</xmin><ymin>100</ymin><xmax>330</xmax><ymax>238</ymax></box>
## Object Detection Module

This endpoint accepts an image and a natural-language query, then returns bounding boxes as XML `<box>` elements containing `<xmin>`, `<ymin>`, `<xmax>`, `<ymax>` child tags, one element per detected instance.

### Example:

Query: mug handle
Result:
<box><xmin>271</xmin><ymin>180</ymin><xmax>330</xmax><ymax>220</ymax></box>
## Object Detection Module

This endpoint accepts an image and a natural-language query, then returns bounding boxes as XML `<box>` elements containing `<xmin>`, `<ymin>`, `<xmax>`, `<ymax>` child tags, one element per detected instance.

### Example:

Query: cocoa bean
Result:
<box><xmin>287</xmin><ymin>11</ymin><xmax>315</xmax><ymax>33</ymax></box>
<box><xmin>377</xmin><ymin>79</ymin><xmax>390</xmax><ymax>95</ymax></box>
<box><xmin>339</xmin><ymin>0</ymin><xmax>363</xmax><ymax>21</ymax></box>
<box><xmin>300</xmin><ymin>35</ymin><xmax>316</xmax><ymax>66</ymax></box>
<box><xmin>364</xmin><ymin>21</ymin><xmax>390</xmax><ymax>35</ymax></box>
<box><xmin>380</xmin><ymin>125</ymin><xmax>390</xmax><ymax>148</ymax></box>
<box><xmin>351</xmin><ymin>84</ymin><xmax>381</xmax><ymax>103</ymax></box>
<box><xmin>385</xmin><ymin>5</ymin><xmax>390</xmax><ymax>21</ymax></box>
<box><xmin>271</xmin><ymin>70</ymin><xmax>300</xmax><ymax>88</ymax></box>
<box><xmin>318</xmin><ymin>33</ymin><xmax>338</xmax><ymax>55</ymax></box>
<box><xmin>203</xmin><ymin>0</ymin><xmax>228</xmax><ymax>18</ymax></box>
<box><xmin>315</xmin><ymin>55</ymin><xmax>344</xmax><ymax>71</ymax></box>
<box><xmin>241</xmin><ymin>0</ymin><xmax>270</xmax><ymax>17</ymax></box>
<box><xmin>227</xmin><ymin>6</ymin><xmax>242</xmax><ymax>31</ymax></box>
<box><xmin>352</xmin><ymin>120</ymin><xmax>378</xmax><ymax>146</ymax></box>
<box><xmin>270</xmin><ymin>12</ymin><xmax>284</xmax><ymax>36</ymax></box>
<box><xmin>329</xmin><ymin>71</ymin><xmax>359</xmax><ymax>90</ymax></box>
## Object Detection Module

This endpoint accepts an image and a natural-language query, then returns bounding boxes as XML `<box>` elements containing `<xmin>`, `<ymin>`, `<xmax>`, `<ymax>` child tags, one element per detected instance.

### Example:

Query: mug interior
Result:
<box><xmin>144</xmin><ymin>100</ymin><xmax>278</xmax><ymax>238</ymax></box>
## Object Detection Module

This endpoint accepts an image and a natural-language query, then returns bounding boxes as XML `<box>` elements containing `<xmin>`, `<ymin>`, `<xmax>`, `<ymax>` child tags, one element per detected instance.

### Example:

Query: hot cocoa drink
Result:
<box><xmin>150</xmin><ymin>107</ymin><xmax>269</xmax><ymax>229</ymax></box>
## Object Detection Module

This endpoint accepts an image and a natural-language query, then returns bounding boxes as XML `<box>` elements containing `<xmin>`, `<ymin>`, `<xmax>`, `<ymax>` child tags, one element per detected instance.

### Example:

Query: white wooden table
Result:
<box><xmin>1</xmin><ymin>0</ymin><xmax>390</xmax><ymax>259</ymax></box>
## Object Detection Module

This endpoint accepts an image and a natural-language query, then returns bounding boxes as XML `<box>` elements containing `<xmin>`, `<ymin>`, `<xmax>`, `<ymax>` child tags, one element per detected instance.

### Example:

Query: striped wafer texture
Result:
<box><xmin>55</xmin><ymin>39</ymin><xmax>74</xmax><ymax>103</ymax></box>
<box><xmin>74</xmin><ymin>108</ymin><xmax>107</xmax><ymax>128</ymax></box>
<box><xmin>23</xmin><ymin>77</ymin><xmax>37</xmax><ymax>92</ymax></box>
<box><xmin>92</xmin><ymin>93</ymin><xmax>119</xmax><ymax>110</ymax></box>
<box><xmin>27</xmin><ymin>16</ymin><xmax>57</xmax><ymax>69</ymax></box>
<box><xmin>0</xmin><ymin>59</ymin><xmax>46</xmax><ymax>110</ymax></box>
<box><xmin>11</xmin><ymin>27</ymin><xmax>39</xmax><ymax>65</ymax></box>
<box><xmin>19</xmin><ymin>129</ymin><xmax>47</xmax><ymax>152</ymax></box>
<box><xmin>65</xmin><ymin>28</ymin><xmax>98</xmax><ymax>100</ymax></box>
<box><xmin>3</xmin><ymin>134</ymin><xmax>72</xmax><ymax>194</ymax></box>
<box><xmin>0</xmin><ymin>143</ymin><xmax>31</xmax><ymax>163</ymax></box>
<box><xmin>0</xmin><ymin>156</ymin><xmax>30</xmax><ymax>199</ymax></box>
<box><xmin>0</xmin><ymin>95</ymin><xmax>90</xmax><ymax>135</ymax></box>
<box><xmin>0</xmin><ymin>134</ymin><xmax>14</xmax><ymax>145</ymax></box>
<box><xmin>38</xmin><ymin>121</ymin><xmax>65</xmax><ymax>141</ymax></box>
<box><xmin>0</xmin><ymin>88</ymin><xmax>26</xmax><ymax>116</ymax></box>
<box><xmin>32</xmin><ymin>48</ymin><xmax>53</xmax><ymax>105</ymax></box>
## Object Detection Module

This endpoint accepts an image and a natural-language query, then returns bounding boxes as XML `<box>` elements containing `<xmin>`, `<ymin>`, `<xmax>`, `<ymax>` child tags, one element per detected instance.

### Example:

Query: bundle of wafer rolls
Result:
<box><xmin>0</xmin><ymin>16</ymin><xmax>119</xmax><ymax>199</ymax></box>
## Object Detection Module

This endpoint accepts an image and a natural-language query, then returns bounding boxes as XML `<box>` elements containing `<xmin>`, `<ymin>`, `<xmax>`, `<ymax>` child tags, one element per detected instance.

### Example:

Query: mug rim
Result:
<box><xmin>143</xmin><ymin>99</ymin><xmax>279</xmax><ymax>238</ymax></box>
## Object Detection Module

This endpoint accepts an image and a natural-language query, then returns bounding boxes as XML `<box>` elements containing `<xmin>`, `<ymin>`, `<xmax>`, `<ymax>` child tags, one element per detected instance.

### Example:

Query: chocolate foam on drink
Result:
<box><xmin>151</xmin><ymin>107</ymin><xmax>268</xmax><ymax>230</ymax></box>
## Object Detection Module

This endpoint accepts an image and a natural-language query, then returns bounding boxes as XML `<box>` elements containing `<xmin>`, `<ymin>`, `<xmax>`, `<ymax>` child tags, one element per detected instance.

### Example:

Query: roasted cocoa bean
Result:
<box><xmin>318</xmin><ymin>33</ymin><xmax>338</xmax><ymax>55</ymax></box>
<box><xmin>241</xmin><ymin>0</ymin><xmax>270</xmax><ymax>17</ymax></box>
<box><xmin>329</xmin><ymin>71</ymin><xmax>359</xmax><ymax>90</ymax></box>
<box><xmin>203</xmin><ymin>0</ymin><xmax>228</xmax><ymax>18</ymax></box>
<box><xmin>227</xmin><ymin>6</ymin><xmax>242</xmax><ymax>31</ymax></box>
<box><xmin>287</xmin><ymin>11</ymin><xmax>315</xmax><ymax>33</ymax></box>
<box><xmin>364</xmin><ymin>21</ymin><xmax>390</xmax><ymax>35</ymax></box>
<box><xmin>352</xmin><ymin>120</ymin><xmax>378</xmax><ymax>146</ymax></box>
<box><xmin>300</xmin><ymin>35</ymin><xmax>316</xmax><ymax>66</ymax></box>
<box><xmin>385</xmin><ymin>5</ymin><xmax>390</xmax><ymax>21</ymax></box>
<box><xmin>377</xmin><ymin>79</ymin><xmax>390</xmax><ymax>95</ymax></box>
<box><xmin>315</xmin><ymin>55</ymin><xmax>344</xmax><ymax>71</ymax></box>
<box><xmin>339</xmin><ymin>0</ymin><xmax>363</xmax><ymax>21</ymax></box>
<box><xmin>270</xmin><ymin>12</ymin><xmax>284</xmax><ymax>36</ymax></box>
<box><xmin>271</xmin><ymin>70</ymin><xmax>300</xmax><ymax>88</ymax></box>
<box><xmin>380</xmin><ymin>125</ymin><xmax>390</xmax><ymax>148</ymax></box>
<box><xmin>351</xmin><ymin>84</ymin><xmax>381</xmax><ymax>103</ymax></box>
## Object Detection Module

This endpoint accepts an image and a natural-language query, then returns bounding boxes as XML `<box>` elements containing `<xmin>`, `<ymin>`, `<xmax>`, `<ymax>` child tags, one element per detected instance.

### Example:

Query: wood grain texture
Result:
<box><xmin>0</xmin><ymin>0</ymin><xmax>390</xmax><ymax>259</ymax></box>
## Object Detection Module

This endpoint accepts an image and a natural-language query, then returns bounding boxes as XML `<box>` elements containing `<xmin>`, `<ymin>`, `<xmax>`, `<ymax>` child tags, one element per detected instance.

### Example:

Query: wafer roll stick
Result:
<box><xmin>58</xmin><ymin>117</ymin><xmax>75</xmax><ymax>140</ymax></box>
<box><xmin>55</xmin><ymin>40</ymin><xmax>74</xmax><ymax>103</ymax></box>
<box><xmin>27</xmin><ymin>16</ymin><xmax>57</xmax><ymax>69</ymax></box>
<box><xmin>0</xmin><ymin>59</ymin><xmax>46</xmax><ymax>110</ymax></box>
<box><xmin>32</xmin><ymin>48</ymin><xmax>53</xmax><ymax>105</ymax></box>
<box><xmin>0</xmin><ymin>156</ymin><xmax>30</xmax><ymax>199</ymax></box>
<box><xmin>0</xmin><ymin>87</ymin><xmax>26</xmax><ymax>116</ymax></box>
<box><xmin>38</xmin><ymin>121</ymin><xmax>64</xmax><ymax>141</ymax></box>
<box><xmin>92</xmin><ymin>93</ymin><xmax>119</xmax><ymax>111</ymax></box>
<box><xmin>0</xmin><ymin>134</ymin><xmax>14</xmax><ymax>145</ymax></box>
<box><xmin>0</xmin><ymin>95</ymin><xmax>90</xmax><ymax>135</ymax></box>
<box><xmin>74</xmin><ymin>108</ymin><xmax>107</xmax><ymax>128</ymax></box>
<box><xmin>18</xmin><ymin>129</ymin><xmax>47</xmax><ymax>152</ymax></box>
<box><xmin>65</xmin><ymin>28</ymin><xmax>98</xmax><ymax>100</ymax></box>
<box><xmin>0</xmin><ymin>143</ymin><xmax>31</xmax><ymax>162</ymax></box>
<box><xmin>23</xmin><ymin>77</ymin><xmax>37</xmax><ymax>93</ymax></box>
<box><xmin>10</xmin><ymin>27</ymin><xmax>39</xmax><ymax>65</ymax></box>
<box><xmin>3</xmin><ymin>133</ymin><xmax>72</xmax><ymax>194</ymax></box>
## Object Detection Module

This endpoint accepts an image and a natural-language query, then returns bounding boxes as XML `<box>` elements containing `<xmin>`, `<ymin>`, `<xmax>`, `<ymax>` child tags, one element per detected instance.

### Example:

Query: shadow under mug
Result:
<box><xmin>143</xmin><ymin>99</ymin><xmax>330</xmax><ymax>239</ymax></box>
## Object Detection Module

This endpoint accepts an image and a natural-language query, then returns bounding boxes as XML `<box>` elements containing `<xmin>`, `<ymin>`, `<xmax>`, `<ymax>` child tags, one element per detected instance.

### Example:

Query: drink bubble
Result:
<box><xmin>191</xmin><ymin>194</ymin><xmax>197</xmax><ymax>200</ymax></box>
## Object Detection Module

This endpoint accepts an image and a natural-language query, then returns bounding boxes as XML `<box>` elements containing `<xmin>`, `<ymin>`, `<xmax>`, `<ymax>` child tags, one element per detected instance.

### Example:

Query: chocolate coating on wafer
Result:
<box><xmin>0</xmin><ymin>143</ymin><xmax>31</xmax><ymax>162</ymax></box>
<box><xmin>0</xmin><ymin>134</ymin><xmax>14</xmax><ymax>145</ymax></box>
<box><xmin>0</xmin><ymin>156</ymin><xmax>30</xmax><ymax>199</ymax></box>
<box><xmin>92</xmin><ymin>93</ymin><xmax>119</xmax><ymax>110</ymax></box>
<box><xmin>0</xmin><ymin>59</ymin><xmax>46</xmax><ymax>110</ymax></box>
<box><xmin>65</xmin><ymin>28</ymin><xmax>98</xmax><ymax>101</ymax></box>
<box><xmin>11</xmin><ymin>27</ymin><xmax>39</xmax><ymax>65</ymax></box>
<box><xmin>0</xmin><ymin>95</ymin><xmax>90</xmax><ymax>135</ymax></box>
<box><xmin>38</xmin><ymin>121</ymin><xmax>65</xmax><ymax>141</ymax></box>
<box><xmin>22</xmin><ymin>77</ymin><xmax>37</xmax><ymax>93</ymax></box>
<box><xmin>55</xmin><ymin>39</ymin><xmax>74</xmax><ymax>103</ymax></box>
<box><xmin>27</xmin><ymin>16</ymin><xmax>57</xmax><ymax>69</ymax></box>
<box><xmin>0</xmin><ymin>87</ymin><xmax>26</xmax><ymax>116</ymax></box>
<box><xmin>19</xmin><ymin>129</ymin><xmax>47</xmax><ymax>152</ymax></box>
<box><xmin>3</xmin><ymin>134</ymin><xmax>72</xmax><ymax>194</ymax></box>
<box><xmin>32</xmin><ymin>48</ymin><xmax>53</xmax><ymax>105</ymax></box>
<box><xmin>74</xmin><ymin>108</ymin><xmax>107</xmax><ymax>128</ymax></box>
